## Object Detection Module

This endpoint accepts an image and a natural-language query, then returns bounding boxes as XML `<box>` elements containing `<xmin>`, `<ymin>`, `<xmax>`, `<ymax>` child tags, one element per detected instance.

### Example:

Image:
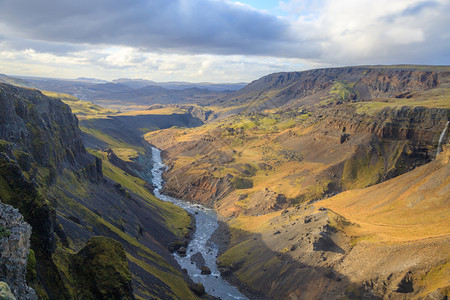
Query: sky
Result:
<box><xmin>0</xmin><ymin>0</ymin><xmax>449</xmax><ymax>83</ymax></box>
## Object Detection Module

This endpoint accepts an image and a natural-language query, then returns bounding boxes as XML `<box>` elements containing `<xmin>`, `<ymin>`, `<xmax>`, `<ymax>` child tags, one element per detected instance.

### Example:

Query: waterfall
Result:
<box><xmin>436</xmin><ymin>121</ymin><xmax>449</xmax><ymax>157</ymax></box>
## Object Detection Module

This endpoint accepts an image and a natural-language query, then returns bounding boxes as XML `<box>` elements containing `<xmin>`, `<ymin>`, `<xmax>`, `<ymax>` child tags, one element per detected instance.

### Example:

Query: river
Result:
<box><xmin>150</xmin><ymin>147</ymin><xmax>248</xmax><ymax>300</ymax></box>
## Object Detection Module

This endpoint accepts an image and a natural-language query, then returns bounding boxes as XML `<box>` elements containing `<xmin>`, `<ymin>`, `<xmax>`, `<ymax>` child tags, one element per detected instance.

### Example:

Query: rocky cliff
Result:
<box><xmin>0</xmin><ymin>83</ymin><xmax>102</xmax><ymax>182</ymax></box>
<box><xmin>215</xmin><ymin>66</ymin><xmax>449</xmax><ymax>111</ymax></box>
<box><xmin>0</xmin><ymin>82</ymin><xmax>197</xmax><ymax>299</ymax></box>
<box><xmin>0</xmin><ymin>202</ymin><xmax>36</xmax><ymax>299</ymax></box>
<box><xmin>147</xmin><ymin>104</ymin><xmax>448</xmax><ymax>216</ymax></box>
<box><xmin>0</xmin><ymin>83</ymin><xmax>104</xmax><ymax>298</ymax></box>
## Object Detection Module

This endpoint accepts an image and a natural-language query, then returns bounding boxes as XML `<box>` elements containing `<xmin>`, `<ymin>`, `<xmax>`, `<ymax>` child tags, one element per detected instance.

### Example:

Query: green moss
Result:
<box><xmin>26</xmin><ymin>249</ymin><xmax>37</xmax><ymax>283</ymax></box>
<box><xmin>233</xmin><ymin>177</ymin><xmax>253</xmax><ymax>189</ymax></box>
<box><xmin>0</xmin><ymin>227</ymin><xmax>10</xmax><ymax>239</ymax></box>
<box><xmin>233</xmin><ymin>119</ymin><xmax>258</xmax><ymax>130</ymax></box>
<box><xmin>278</xmin><ymin>119</ymin><xmax>297</xmax><ymax>130</ymax></box>
<box><xmin>71</xmin><ymin>236</ymin><xmax>134</xmax><ymax>299</ymax></box>
<box><xmin>341</xmin><ymin>150</ymin><xmax>384</xmax><ymax>190</ymax></box>
<box><xmin>330</xmin><ymin>81</ymin><xmax>355</xmax><ymax>101</ymax></box>
<box><xmin>0</xmin><ymin>281</ymin><xmax>15</xmax><ymax>300</ymax></box>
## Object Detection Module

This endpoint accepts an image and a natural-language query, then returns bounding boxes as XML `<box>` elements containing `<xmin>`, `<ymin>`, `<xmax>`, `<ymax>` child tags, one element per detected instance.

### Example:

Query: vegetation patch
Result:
<box><xmin>233</xmin><ymin>177</ymin><xmax>253</xmax><ymax>189</ymax></box>
<box><xmin>71</xmin><ymin>236</ymin><xmax>134</xmax><ymax>299</ymax></box>
<box><xmin>0</xmin><ymin>227</ymin><xmax>10</xmax><ymax>238</ymax></box>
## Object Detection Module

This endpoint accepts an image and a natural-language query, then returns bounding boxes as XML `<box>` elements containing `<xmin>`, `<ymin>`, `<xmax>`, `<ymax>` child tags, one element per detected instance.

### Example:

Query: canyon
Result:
<box><xmin>0</xmin><ymin>65</ymin><xmax>449</xmax><ymax>299</ymax></box>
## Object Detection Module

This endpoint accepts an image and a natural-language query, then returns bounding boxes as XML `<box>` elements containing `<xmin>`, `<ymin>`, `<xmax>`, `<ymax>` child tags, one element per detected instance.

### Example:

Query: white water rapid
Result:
<box><xmin>150</xmin><ymin>147</ymin><xmax>248</xmax><ymax>300</ymax></box>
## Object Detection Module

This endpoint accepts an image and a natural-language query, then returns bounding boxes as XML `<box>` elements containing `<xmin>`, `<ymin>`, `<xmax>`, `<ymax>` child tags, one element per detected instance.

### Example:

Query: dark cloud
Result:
<box><xmin>381</xmin><ymin>0</ymin><xmax>440</xmax><ymax>22</ymax></box>
<box><xmin>0</xmin><ymin>34</ymin><xmax>86</xmax><ymax>55</ymax></box>
<box><xmin>0</xmin><ymin>0</ymin><xmax>448</xmax><ymax>73</ymax></box>
<box><xmin>0</xmin><ymin>0</ymin><xmax>306</xmax><ymax>57</ymax></box>
<box><xmin>401</xmin><ymin>1</ymin><xmax>440</xmax><ymax>16</ymax></box>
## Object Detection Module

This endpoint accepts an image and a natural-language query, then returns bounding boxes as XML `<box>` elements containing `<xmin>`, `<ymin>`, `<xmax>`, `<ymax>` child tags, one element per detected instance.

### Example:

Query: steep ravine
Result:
<box><xmin>0</xmin><ymin>83</ymin><xmax>199</xmax><ymax>299</ymax></box>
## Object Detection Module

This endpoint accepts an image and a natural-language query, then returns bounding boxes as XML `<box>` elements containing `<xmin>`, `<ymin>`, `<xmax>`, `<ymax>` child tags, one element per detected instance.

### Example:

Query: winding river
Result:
<box><xmin>150</xmin><ymin>147</ymin><xmax>247</xmax><ymax>300</ymax></box>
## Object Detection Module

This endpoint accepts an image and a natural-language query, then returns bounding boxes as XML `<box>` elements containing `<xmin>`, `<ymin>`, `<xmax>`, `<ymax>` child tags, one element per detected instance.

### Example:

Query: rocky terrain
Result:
<box><xmin>146</xmin><ymin>105</ymin><xmax>448</xmax><ymax>217</ymax></box>
<box><xmin>145</xmin><ymin>66</ymin><xmax>450</xmax><ymax>299</ymax></box>
<box><xmin>0</xmin><ymin>202</ymin><xmax>36</xmax><ymax>299</ymax></box>
<box><xmin>217</xmin><ymin>146</ymin><xmax>449</xmax><ymax>299</ymax></box>
<box><xmin>213</xmin><ymin>66</ymin><xmax>449</xmax><ymax>111</ymax></box>
<box><xmin>1</xmin><ymin>65</ymin><xmax>449</xmax><ymax>299</ymax></box>
<box><xmin>0</xmin><ymin>82</ymin><xmax>201</xmax><ymax>299</ymax></box>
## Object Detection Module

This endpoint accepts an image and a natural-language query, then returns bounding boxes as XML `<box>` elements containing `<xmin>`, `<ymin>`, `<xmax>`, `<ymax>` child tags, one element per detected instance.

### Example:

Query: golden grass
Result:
<box><xmin>317</xmin><ymin>158</ymin><xmax>450</xmax><ymax>242</ymax></box>
<box><xmin>41</xmin><ymin>90</ymin><xmax>119</xmax><ymax>116</ymax></box>
<box><xmin>116</xmin><ymin>107</ymin><xmax>186</xmax><ymax>116</ymax></box>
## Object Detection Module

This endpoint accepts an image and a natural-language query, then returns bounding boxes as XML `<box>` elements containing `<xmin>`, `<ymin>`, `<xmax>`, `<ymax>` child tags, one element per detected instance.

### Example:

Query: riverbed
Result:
<box><xmin>150</xmin><ymin>147</ymin><xmax>247</xmax><ymax>300</ymax></box>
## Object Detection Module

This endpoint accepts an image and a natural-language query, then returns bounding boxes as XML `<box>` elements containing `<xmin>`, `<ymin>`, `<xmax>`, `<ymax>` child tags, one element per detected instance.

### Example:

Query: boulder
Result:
<box><xmin>200</xmin><ymin>266</ymin><xmax>211</xmax><ymax>275</ymax></box>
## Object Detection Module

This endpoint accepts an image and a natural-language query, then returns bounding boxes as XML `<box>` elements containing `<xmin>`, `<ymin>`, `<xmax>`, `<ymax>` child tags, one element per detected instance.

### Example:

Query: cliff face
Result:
<box><xmin>1</xmin><ymin>82</ymin><xmax>197</xmax><ymax>299</ymax></box>
<box><xmin>147</xmin><ymin>104</ymin><xmax>448</xmax><ymax>216</ymax></box>
<box><xmin>0</xmin><ymin>83</ymin><xmax>102</xmax><ymax>181</ymax></box>
<box><xmin>0</xmin><ymin>202</ymin><xmax>36</xmax><ymax>300</ymax></box>
<box><xmin>0</xmin><ymin>83</ymin><xmax>105</xmax><ymax>298</ymax></box>
<box><xmin>215</xmin><ymin>66</ymin><xmax>448</xmax><ymax>110</ymax></box>
<box><xmin>315</xmin><ymin>106</ymin><xmax>448</xmax><ymax>181</ymax></box>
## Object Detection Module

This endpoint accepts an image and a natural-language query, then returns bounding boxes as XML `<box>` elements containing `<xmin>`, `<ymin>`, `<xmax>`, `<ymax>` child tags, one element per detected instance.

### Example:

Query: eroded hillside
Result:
<box><xmin>145</xmin><ymin>104</ymin><xmax>448</xmax><ymax>217</ymax></box>
<box><xmin>216</xmin><ymin>146</ymin><xmax>449</xmax><ymax>299</ymax></box>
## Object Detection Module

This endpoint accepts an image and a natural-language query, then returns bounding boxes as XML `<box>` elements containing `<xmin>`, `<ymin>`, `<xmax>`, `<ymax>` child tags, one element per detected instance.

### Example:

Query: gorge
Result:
<box><xmin>1</xmin><ymin>65</ymin><xmax>449</xmax><ymax>299</ymax></box>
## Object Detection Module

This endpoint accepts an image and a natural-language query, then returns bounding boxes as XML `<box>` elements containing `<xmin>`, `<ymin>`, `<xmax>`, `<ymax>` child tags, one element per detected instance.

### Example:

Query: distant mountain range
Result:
<box><xmin>0</xmin><ymin>74</ymin><xmax>247</xmax><ymax>109</ymax></box>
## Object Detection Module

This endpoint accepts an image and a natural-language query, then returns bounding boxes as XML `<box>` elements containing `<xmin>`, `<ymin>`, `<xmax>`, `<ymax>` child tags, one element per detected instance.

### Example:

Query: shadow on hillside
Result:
<box><xmin>53</xmin><ymin>174</ymin><xmax>190</xmax><ymax>299</ymax></box>
<box><xmin>215</xmin><ymin>220</ymin><xmax>373</xmax><ymax>300</ymax></box>
<box><xmin>79</xmin><ymin>113</ymin><xmax>204</xmax><ymax>149</ymax></box>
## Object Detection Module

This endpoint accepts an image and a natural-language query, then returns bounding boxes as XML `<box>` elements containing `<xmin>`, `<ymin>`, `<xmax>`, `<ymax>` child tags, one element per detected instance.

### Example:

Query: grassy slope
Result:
<box><xmin>216</xmin><ymin>149</ymin><xmax>449</xmax><ymax>298</ymax></box>
<box><xmin>43</xmin><ymin>146</ymin><xmax>196</xmax><ymax>299</ymax></box>
<box><xmin>317</xmin><ymin>149</ymin><xmax>450</xmax><ymax>297</ymax></box>
<box><xmin>41</xmin><ymin>90</ymin><xmax>118</xmax><ymax>117</ymax></box>
<box><xmin>91</xmin><ymin>149</ymin><xmax>191</xmax><ymax>237</ymax></box>
<box><xmin>49</xmin><ymin>98</ymin><xmax>198</xmax><ymax>299</ymax></box>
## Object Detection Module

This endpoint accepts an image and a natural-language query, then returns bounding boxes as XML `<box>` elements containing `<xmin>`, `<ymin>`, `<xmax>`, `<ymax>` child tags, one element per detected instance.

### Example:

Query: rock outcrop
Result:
<box><xmin>0</xmin><ymin>281</ymin><xmax>16</xmax><ymax>300</ymax></box>
<box><xmin>0</xmin><ymin>202</ymin><xmax>37</xmax><ymax>300</ymax></box>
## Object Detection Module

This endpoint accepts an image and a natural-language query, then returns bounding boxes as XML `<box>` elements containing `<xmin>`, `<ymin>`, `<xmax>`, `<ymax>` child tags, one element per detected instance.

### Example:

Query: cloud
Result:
<box><xmin>0</xmin><ymin>0</ymin><xmax>306</xmax><ymax>57</ymax></box>
<box><xmin>0</xmin><ymin>45</ymin><xmax>307</xmax><ymax>82</ymax></box>
<box><xmin>0</xmin><ymin>0</ymin><xmax>448</xmax><ymax>82</ymax></box>
<box><xmin>285</xmin><ymin>0</ymin><xmax>450</xmax><ymax>65</ymax></box>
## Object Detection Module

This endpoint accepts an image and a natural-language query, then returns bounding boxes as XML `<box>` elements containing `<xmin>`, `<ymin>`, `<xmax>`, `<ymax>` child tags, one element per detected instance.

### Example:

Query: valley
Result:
<box><xmin>0</xmin><ymin>65</ymin><xmax>449</xmax><ymax>299</ymax></box>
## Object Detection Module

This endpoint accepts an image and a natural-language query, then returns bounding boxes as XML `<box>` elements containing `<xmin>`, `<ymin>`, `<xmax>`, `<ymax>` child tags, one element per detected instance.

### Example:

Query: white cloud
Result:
<box><xmin>0</xmin><ymin>0</ymin><xmax>448</xmax><ymax>82</ymax></box>
<box><xmin>283</xmin><ymin>0</ymin><xmax>450</xmax><ymax>64</ymax></box>
<box><xmin>0</xmin><ymin>44</ymin><xmax>307</xmax><ymax>82</ymax></box>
